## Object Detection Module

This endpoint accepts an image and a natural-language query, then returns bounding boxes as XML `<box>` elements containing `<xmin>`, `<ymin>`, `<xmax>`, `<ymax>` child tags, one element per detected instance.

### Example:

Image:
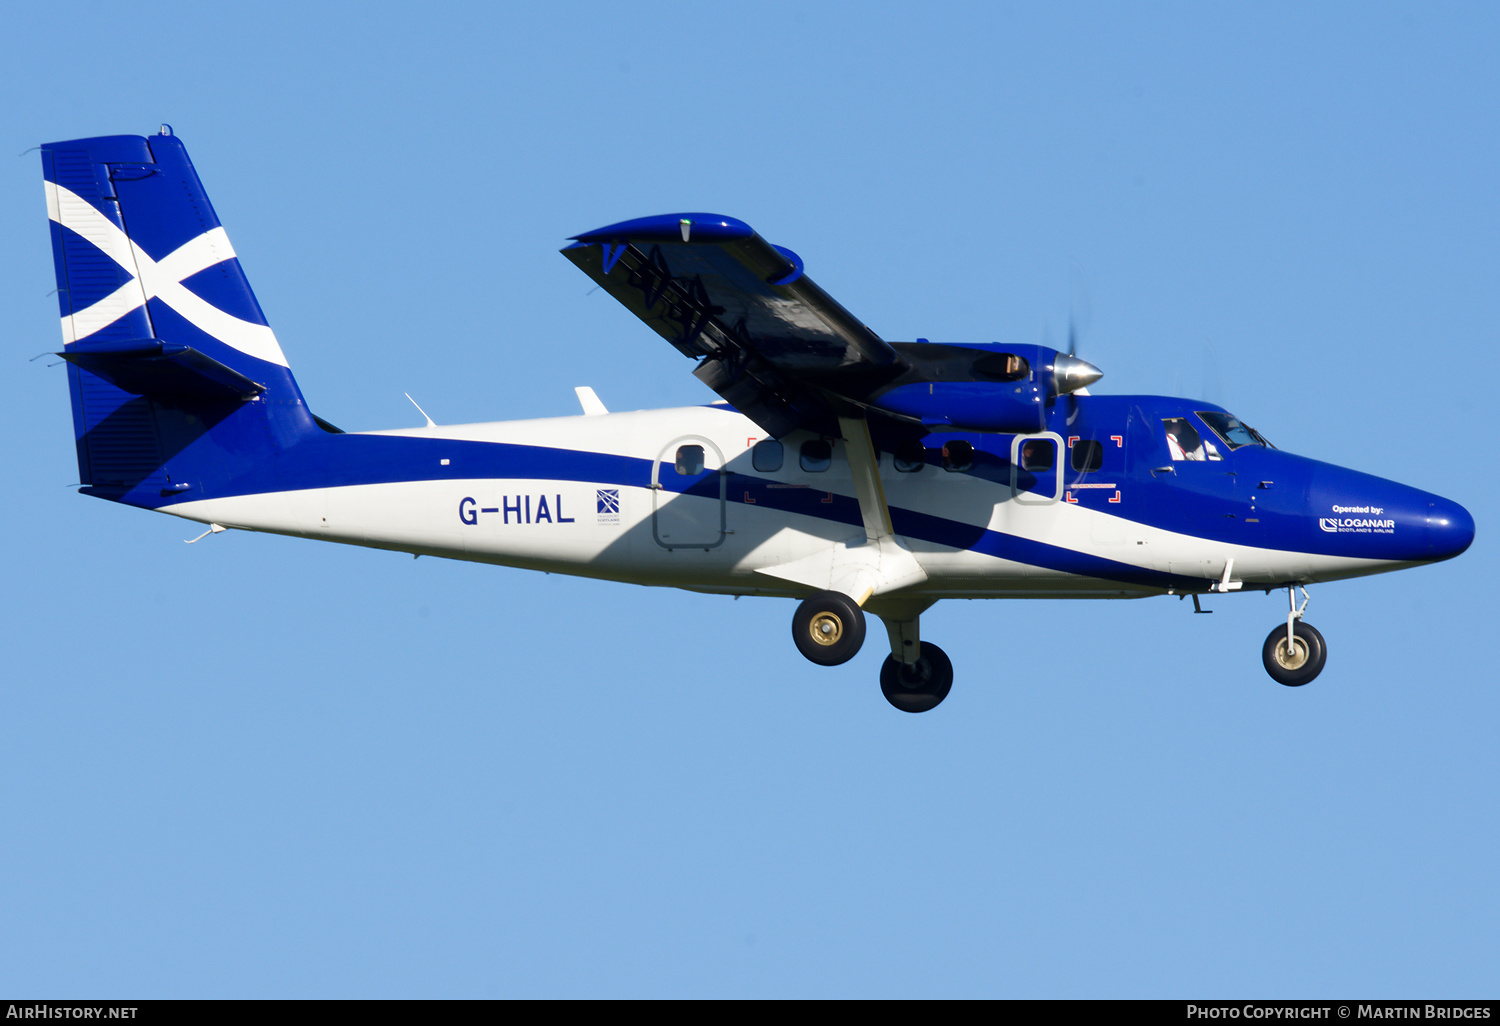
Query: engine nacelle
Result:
<box><xmin>872</xmin><ymin>380</ymin><xmax>1046</xmax><ymax>432</ymax></box>
<box><xmin>868</xmin><ymin>343</ymin><xmax>1102</xmax><ymax>432</ymax></box>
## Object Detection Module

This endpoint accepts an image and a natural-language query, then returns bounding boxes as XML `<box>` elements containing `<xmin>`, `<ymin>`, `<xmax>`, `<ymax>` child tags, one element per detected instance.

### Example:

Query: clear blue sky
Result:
<box><xmin>2</xmin><ymin>0</ymin><xmax>1495</xmax><ymax>998</ymax></box>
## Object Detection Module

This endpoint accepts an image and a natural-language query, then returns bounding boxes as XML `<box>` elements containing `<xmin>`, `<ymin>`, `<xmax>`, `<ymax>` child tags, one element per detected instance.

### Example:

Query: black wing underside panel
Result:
<box><xmin>562</xmin><ymin>214</ymin><xmax>905</xmax><ymax>437</ymax></box>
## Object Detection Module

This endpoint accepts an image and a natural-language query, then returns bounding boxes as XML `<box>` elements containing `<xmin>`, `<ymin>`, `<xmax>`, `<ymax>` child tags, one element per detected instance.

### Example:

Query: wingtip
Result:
<box><xmin>570</xmin><ymin>213</ymin><xmax>753</xmax><ymax>244</ymax></box>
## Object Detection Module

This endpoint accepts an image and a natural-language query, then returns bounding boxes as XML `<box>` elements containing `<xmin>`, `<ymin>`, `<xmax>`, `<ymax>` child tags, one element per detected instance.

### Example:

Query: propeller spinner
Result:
<box><xmin>1053</xmin><ymin>353</ymin><xmax>1103</xmax><ymax>395</ymax></box>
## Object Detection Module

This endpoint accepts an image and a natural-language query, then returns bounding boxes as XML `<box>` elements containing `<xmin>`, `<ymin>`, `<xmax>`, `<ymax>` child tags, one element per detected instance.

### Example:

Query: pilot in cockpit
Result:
<box><xmin>1164</xmin><ymin>418</ymin><xmax>1206</xmax><ymax>461</ymax></box>
<box><xmin>1163</xmin><ymin>417</ymin><xmax>1223</xmax><ymax>462</ymax></box>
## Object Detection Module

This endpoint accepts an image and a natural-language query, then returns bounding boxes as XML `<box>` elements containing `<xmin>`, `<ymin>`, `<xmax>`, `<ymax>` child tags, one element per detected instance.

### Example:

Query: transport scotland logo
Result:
<box><xmin>597</xmin><ymin>489</ymin><xmax>621</xmax><ymax>524</ymax></box>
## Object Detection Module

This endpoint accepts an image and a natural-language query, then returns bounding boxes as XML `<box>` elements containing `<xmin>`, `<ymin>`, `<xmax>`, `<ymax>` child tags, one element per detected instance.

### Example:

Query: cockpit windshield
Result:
<box><xmin>1197</xmin><ymin>411</ymin><xmax>1274</xmax><ymax>450</ymax></box>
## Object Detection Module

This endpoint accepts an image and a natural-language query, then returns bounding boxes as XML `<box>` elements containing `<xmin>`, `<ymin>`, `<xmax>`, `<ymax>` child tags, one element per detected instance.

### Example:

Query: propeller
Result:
<box><xmin>1054</xmin><ymin>298</ymin><xmax>1101</xmax><ymax>424</ymax></box>
<box><xmin>1035</xmin><ymin>267</ymin><xmax>1102</xmax><ymax>429</ymax></box>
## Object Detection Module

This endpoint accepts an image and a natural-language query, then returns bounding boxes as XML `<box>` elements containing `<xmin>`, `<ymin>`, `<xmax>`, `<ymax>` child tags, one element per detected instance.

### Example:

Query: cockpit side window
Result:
<box><xmin>1162</xmin><ymin>418</ymin><xmax>1221</xmax><ymax>461</ymax></box>
<box><xmin>1196</xmin><ymin>411</ymin><xmax>1272</xmax><ymax>450</ymax></box>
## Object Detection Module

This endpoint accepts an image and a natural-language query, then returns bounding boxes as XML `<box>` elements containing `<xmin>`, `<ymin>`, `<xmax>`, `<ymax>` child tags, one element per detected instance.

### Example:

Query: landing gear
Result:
<box><xmin>791</xmin><ymin>590</ymin><xmax>866</xmax><ymax>666</ymax></box>
<box><xmin>792</xmin><ymin>594</ymin><xmax>954</xmax><ymax>712</ymax></box>
<box><xmin>1262</xmin><ymin>621</ymin><xmax>1326</xmax><ymax>686</ymax></box>
<box><xmin>1262</xmin><ymin>585</ymin><xmax>1327</xmax><ymax>686</ymax></box>
<box><xmin>880</xmin><ymin>642</ymin><xmax>953</xmax><ymax>713</ymax></box>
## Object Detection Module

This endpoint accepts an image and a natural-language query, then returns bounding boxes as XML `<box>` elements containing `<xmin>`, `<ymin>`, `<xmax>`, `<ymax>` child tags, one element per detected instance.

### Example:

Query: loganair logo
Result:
<box><xmin>45</xmin><ymin>182</ymin><xmax>288</xmax><ymax>367</ymax></box>
<box><xmin>1320</xmin><ymin>504</ymin><xmax>1395</xmax><ymax>534</ymax></box>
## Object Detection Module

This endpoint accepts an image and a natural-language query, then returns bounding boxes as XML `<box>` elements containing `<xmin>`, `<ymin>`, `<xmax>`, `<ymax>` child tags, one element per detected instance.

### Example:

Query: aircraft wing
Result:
<box><xmin>562</xmin><ymin>213</ymin><xmax>906</xmax><ymax>437</ymax></box>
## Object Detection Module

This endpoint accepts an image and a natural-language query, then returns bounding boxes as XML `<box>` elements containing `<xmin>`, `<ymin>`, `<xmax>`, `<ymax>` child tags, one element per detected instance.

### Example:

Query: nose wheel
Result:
<box><xmin>1262</xmin><ymin>586</ymin><xmax>1326</xmax><ymax>686</ymax></box>
<box><xmin>1262</xmin><ymin>621</ymin><xmax>1326</xmax><ymax>685</ymax></box>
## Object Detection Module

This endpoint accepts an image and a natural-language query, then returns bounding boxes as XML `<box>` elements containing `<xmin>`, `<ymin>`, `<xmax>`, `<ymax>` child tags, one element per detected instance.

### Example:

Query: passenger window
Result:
<box><xmin>893</xmin><ymin>442</ymin><xmax>926</xmax><ymax>473</ymax></box>
<box><xmin>800</xmin><ymin>439</ymin><xmax>832</xmax><ymax>473</ymax></box>
<box><xmin>942</xmin><ymin>440</ymin><xmax>974</xmax><ymax>472</ymax></box>
<box><xmin>752</xmin><ymin>439</ymin><xmax>783</xmax><ymax>472</ymax></box>
<box><xmin>1071</xmin><ymin>439</ymin><xmax>1103</xmax><ymax>472</ymax></box>
<box><xmin>1020</xmin><ymin>439</ymin><xmax>1055</xmax><ymax>472</ymax></box>
<box><xmin>675</xmin><ymin>444</ymin><xmax>705</xmax><ymax>475</ymax></box>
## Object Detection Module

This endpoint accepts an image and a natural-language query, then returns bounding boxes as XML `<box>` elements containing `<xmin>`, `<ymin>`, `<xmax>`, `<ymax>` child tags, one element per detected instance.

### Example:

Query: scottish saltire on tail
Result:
<box><xmin>44</xmin><ymin>128</ymin><xmax>321</xmax><ymax>505</ymax></box>
<box><xmin>40</xmin><ymin>128</ymin><xmax>1474</xmax><ymax>712</ymax></box>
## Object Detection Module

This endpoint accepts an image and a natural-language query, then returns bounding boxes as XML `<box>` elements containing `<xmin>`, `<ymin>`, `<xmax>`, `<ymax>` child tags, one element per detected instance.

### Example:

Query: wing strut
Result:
<box><xmin>837</xmin><ymin>422</ymin><xmax>937</xmax><ymax>666</ymax></box>
<box><xmin>838</xmin><ymin>416</ymin><xmax>894</xmax><ymax>543</ymax></box>
<box><xmin>752</xmin><ymin>418</ymin><xmax>928</xmax><ymax>603</ymax></box>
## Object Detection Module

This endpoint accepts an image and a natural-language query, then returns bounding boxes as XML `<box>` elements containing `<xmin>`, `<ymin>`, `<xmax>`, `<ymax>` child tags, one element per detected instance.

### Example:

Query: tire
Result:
<box><xmin>791</xmin><ymin>591</ymin><xmax>866</xmax><ymax>666</ymax></box>
<box><xmin>1261</xmin><ymin>621</ymin><xmax>1327</xmax><ymax>687</ymax></box>
<box><xmin>880</xmin><ymin>642</ymin><xmax>954</xmax><ymax>713</ymax></box>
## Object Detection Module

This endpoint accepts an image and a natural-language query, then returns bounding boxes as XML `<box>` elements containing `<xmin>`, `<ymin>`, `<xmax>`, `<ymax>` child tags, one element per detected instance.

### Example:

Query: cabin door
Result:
<box><xmin>652</xmin><ymin>436</ymin><xmax>728</xmax><ymax>550</ymax></box>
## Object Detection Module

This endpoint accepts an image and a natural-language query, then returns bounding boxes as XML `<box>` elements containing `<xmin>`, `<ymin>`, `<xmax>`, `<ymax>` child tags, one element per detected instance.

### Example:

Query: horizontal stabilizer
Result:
<box><xmin>59</xmin><ymin>339</ymin><xmax>266</xmax><ymax>402</ymax></box>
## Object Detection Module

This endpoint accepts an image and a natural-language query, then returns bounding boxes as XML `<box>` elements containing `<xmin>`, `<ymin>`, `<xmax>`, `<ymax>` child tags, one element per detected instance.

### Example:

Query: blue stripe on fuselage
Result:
<box><xmin>153</xmin><ymin>431</ymin><xmax>1213</xmax><ymax>590</ymax></box>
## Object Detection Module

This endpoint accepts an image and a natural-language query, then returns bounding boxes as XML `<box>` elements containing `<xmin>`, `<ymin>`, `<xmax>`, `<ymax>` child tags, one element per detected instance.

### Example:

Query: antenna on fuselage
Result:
<box><xmin>1201</xmin><ymin>339</ymin><xmax>1224</xmax><ymax>405</ymax></box>
<box><xmin>574</xmin><ymin>386</ymin><xmax>609</xmax><ymax>416</ymax></box>
<box><xmin>404</xmin><ymin>393</ymin><xmax>437</xmax><ymax>428</ymax></box>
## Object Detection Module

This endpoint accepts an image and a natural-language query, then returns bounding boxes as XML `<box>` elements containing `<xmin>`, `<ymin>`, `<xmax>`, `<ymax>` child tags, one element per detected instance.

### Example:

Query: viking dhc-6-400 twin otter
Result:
<box><xmin>42</xmin><ymin>129</ymin><xmax>1474</xmax><ymax>712</ymax></box>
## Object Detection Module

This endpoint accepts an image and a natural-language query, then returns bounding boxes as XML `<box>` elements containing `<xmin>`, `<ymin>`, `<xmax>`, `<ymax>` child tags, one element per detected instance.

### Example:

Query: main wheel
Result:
<box><xmin>880</xmin><ymin>642</ymin><xmax>954</xmax><ymax>713</ymax></box>
<box><xmin>792</xmin><ymin>590</ymin><xmax>866</xmax><ymax>666</ymax></box>
<box><xmin>1262</xmin><ymin>621</ymin><xmax>1327</xmax><ymax>686</ymax></box>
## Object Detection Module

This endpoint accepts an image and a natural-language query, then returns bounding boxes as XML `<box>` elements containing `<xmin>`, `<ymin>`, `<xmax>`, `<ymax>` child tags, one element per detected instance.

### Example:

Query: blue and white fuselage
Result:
<box><xmin>41</xmin><ymin>129</ymin><xmax>1473</xmax><ymax>712</ymax></box>
<box><xmin>157</xmin><ymin>399</ymin><xmax>1469</xmax><ymax>600</ymax></box>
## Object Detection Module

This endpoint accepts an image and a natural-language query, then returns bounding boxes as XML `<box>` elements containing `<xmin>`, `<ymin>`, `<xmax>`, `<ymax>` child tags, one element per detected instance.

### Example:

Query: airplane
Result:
<box><xmin>39</xmin><ymin>127</ymin><xmax>1475</xmax><ymax>713</ymax></box>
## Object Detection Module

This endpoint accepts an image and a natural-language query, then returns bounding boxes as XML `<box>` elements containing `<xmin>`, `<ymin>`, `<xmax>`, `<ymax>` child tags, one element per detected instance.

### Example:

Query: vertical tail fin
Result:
<box><xmin>42</xmin><ymin>128</ymin><xmax>321</xmax><ymax>506</ymax></box>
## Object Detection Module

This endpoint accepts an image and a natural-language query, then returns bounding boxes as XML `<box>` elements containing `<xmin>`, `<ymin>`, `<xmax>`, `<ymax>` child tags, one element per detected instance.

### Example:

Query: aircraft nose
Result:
<box><xmin>1305</xmin><ymin>463</ymin><xmax>1473</xmax><ymax>565</ymax></box>
<box><xmin>1426</xmin><ymin>496</ymin><xmax>1475</xmax><ymax>561</ymax></box>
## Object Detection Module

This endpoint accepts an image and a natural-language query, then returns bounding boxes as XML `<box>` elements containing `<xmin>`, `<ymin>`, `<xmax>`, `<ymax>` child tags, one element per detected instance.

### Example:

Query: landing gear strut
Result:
<box><xmin>791</xmin><ymin>593</ymin><xmax>955</xmax><ymax>712</ymax></box>
<box><xmin>1262</xmin><ymin>585</ymin><xmax>1327</xmax><ymax>686</ymax></box>
<box><xmin>871</xmin><ymin>603</ymin><xmax>951</xmax><ymax>712</ymax></box>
